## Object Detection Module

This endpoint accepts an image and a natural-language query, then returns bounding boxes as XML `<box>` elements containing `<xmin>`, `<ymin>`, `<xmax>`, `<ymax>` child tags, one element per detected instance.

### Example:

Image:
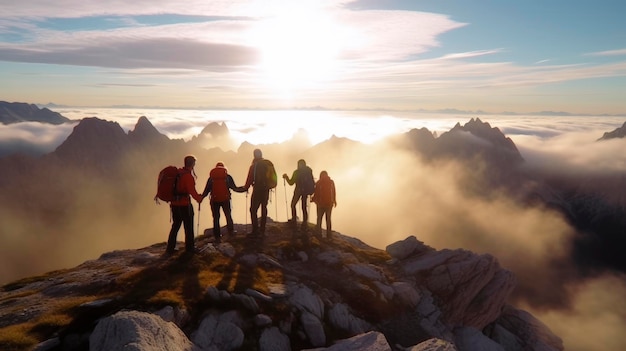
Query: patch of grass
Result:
<box><xmin>253</xmin><ymin>267</ymin><xmax>284</xmax><ymax>293</ymax></box>
<box><xmin>29</xmin><ymin>313</ymin><xmax>72</xmax><ymax>338</ymax></box>
<box><xmin>0</xmin><ymin>324</ymin><xmax>38</xmax><ymax>351</ymax></box>
<box><xmin>197</xmin><ymin>268</ymin><xmax>226</xmax><ymax>290</ymax></box>
<box><xmin>333</xmin><ymin>239</ymin><xmax>391</xmax><ymax>264</ymax></box>
<box><xmin>147</xmin><ymin>290</ymin><xmax>184</xmax><ymax>307</ymax></box>
<box><xmin>0</xmin><ymin>301</ymin><xmax>83</xmax><ymax>351</ymax></box>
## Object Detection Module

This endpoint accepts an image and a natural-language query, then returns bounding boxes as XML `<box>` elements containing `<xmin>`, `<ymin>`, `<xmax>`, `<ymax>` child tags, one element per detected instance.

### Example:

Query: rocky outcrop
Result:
<box><xmin>89</xmin><ymin>310</ymin><xmax>194</xmax><ymax>351</ymax></box>
<box><xmin>6</xmin><ymin>226</ymin><xmax>562</xmax><ymax>351</ymax></box>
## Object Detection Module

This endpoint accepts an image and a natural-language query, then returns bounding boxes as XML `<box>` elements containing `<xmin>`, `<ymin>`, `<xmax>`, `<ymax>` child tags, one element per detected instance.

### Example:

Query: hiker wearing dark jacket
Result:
<box><xmin>312</xmin><ymin>170</ymin><xmax>336</xmax><ymax>240</ymax></box>
<box><xmin>243</xmin><ymin>148</ymin><xmax>275</xmax><ymax>236</ymax></box>
<box><xmin>166</xmin><ymin>155</ymin><xmax>204</xmax><ymax>255</ymax></box>
<box><xmin>282</xmin><ymin>159</ymin><xmax>314</xmax><ymax>230</ymax></box>
<box><xmin>202</xmin><ymin>162</ymin><xmax>246</xmax><ymax>243</ymax></box>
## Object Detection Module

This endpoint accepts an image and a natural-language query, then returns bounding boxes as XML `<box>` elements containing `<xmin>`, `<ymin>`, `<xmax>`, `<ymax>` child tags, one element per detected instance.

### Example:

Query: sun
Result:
<box><xmin>250</xmin><ymin>5</ymin><xmax>346</xmax><ymax>96</ymax></box>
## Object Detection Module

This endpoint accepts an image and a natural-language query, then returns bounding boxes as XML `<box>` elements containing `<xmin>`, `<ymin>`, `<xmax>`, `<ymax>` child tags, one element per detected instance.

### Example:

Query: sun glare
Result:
<box><xmin>250</xmin><ymin>5</ymin><xmax>346</xmax><ymax>96</ymax></box>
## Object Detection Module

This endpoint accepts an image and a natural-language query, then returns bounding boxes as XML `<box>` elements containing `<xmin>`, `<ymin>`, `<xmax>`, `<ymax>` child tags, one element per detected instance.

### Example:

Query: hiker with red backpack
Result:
<box><xmin>243</xmin><ymin>148</ymin><xmax>277</xmax><ymax>237</ymax></box>
<box><xmin>311</xmin><ymin>170</ymin><xmax>337</xmax><ymax>240</ymax></box>
<box><xmin>202</xmin><ymin>162</ymin><xmax>246</xmax><ymax>243</ymax></box>
<box><xmin>282</xmin><ymin>159</ymin><xmax>315</xmax><ymax>231</ymax></box>
<box><xmin>165</xmin><ymin>155</ymin><xmax>204</xmax><ymax>255</ymax></box>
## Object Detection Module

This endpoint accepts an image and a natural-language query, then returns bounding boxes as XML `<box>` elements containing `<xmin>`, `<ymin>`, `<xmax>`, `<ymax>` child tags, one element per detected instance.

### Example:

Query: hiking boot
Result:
<box><xmin>214</xmin><ymin>235</ymin><xmax>222</xmax><ymax>244</ymax></box>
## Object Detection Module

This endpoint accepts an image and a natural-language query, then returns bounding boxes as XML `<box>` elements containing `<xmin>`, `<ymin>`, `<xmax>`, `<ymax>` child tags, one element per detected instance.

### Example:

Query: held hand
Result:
<box><xmin>282</xmin><ymin>173</ymin><xmax>288</xmax><ymax>180</ymax></box>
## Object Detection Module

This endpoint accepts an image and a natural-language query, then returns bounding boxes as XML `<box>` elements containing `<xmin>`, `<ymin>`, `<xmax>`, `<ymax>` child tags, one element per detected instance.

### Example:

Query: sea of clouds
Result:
<box><xmin>1</xmin><ymin>108</ymin><xmax>626</xmax><ymax>351</ymax></box>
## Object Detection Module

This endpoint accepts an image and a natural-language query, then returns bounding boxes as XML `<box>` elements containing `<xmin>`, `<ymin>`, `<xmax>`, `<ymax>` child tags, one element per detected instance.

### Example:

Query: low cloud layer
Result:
<box><xmin>0</xmin><ymin>121</ymin><xmax>76</xmax><ymax>157</ymax></box>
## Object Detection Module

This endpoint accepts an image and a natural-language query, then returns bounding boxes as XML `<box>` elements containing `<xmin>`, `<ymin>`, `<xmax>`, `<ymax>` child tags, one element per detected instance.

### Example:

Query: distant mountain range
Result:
<box><xmin>3</xmin><ymin>99</ymin><xmax>624</xmax><ymax>117</ymax></box>
<box><xmin>0</xmin><ymin>101</ymin><xmax>71</xmax><ymax>124</ymax></box>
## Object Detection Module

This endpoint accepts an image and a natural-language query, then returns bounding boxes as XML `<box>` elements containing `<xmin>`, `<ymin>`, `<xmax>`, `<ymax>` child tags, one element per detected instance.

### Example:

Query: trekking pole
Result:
<box><xmin>245</xmin><ymin>191</ymin><xmax>248</xmax><ymax>229</ymax></box>
<box><xmin>283</xmin><ymin>179</ymin><xmax>288</xmax><ymax>221</ymax></box>
<box><xmin>197</xmin><ymin>203</ymin><xmax>201</xmax><ymax>237</ymax></box>
<box><xmin>305</xmin><ymin>195</ymin><xmax>309</xmax><ymax>225</ymax></box>
<box><xmin>274</xmin><ymin>189</ymin><xmax>278</xmax><ymax>222</ymax></box>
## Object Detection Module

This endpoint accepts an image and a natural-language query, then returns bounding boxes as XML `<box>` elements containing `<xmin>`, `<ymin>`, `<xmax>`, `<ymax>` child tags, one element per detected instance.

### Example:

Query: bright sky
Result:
<box><xmin>1</xmin><ymin>0</ymin><xmax>626</xmax><ymax>114</ymax></box>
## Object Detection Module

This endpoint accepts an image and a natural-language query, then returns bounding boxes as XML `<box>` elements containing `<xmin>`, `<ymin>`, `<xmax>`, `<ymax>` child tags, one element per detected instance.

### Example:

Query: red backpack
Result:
<box><xmin>155</xmin><ymin>166</ymin><xmax>182</xmax><ymax>202</ymax></box>
<box><xmin>210</xmin><ymin>166</ymin><xmax>230</xmax><ymax>202</ymax></box>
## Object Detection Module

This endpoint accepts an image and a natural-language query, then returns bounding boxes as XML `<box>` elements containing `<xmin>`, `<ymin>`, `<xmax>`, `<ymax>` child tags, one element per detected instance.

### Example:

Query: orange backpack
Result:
<box><xmin>210</xmin><ymin>166</ymin><xmax>230</xmax><ymax>202</ymax></box>
<box><xmin>314</xmin><ymin>177</ymin><xmax>335</xmax><ymax>207</ymax></box>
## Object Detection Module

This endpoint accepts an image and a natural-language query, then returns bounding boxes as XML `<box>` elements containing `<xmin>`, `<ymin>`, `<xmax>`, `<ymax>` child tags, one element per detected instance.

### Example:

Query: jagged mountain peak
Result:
<box><xmin>438</xmin><ymin>118</ymin><xmax>524</xmax><ymax>164</ymax></box>
<box><xmin>128</xmin><ymin>116</ymin><xmax>169</xmax><ymax>144</ymax></box>
<box><xmin>449</xmin><ymin>117</ymin><xmax>515</xmax><ymax>148</ymax></box>
<box><xmin>597</xmin><ymin>121</ymin><xmax>626</xmax><ymax>141</ymax></box>
<box><xmin>53</xmin><ymin>117</ymin><xmax>131</xmax><ymax>166</ymax></box>
<box><xmin>199</xmin><ymin>121</ymin><xmax>230</xmax><ymax>136</ymax></box>
<box><xmin>190</xmin><ymin>121</ymin><xmax>238</xmax><ymax>151</ymax></box>
<box><xmin>0</xmin><ymin>223</ymin><xmax>562</xmax><ymax>351</ymax></box>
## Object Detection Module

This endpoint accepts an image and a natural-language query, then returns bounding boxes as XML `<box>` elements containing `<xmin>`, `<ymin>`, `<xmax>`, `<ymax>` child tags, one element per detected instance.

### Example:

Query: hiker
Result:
<box><xmin>202</xmin><ymin>162</ymin><xmax>246</xmax><ymax>243</ymax></box>
<box><xmin>243</xmin><ymin>148</ymin><xmax>277</xmax><ymax>236</ymax></box>
<box><xmin>282</xmin><ymin>159</ymin><xmax>314</xmax><ymax>230</ymax></box>
<box><xmin>312</xmin><ymin>170</ymin><xmax>336</xmax><ymax>240</ymax></box>
<box><xmin>166</xmin><ymin>155</ymin><xmax>204</xmax><ymax>255</ymax></box>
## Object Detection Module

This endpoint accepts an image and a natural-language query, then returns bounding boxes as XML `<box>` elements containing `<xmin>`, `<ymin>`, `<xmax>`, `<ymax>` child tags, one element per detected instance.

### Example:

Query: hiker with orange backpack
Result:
<box><xmin>311</xmin><ymin>170</ymin><xmax>336</xmax><ymax>240</ymax></box>
<box><xmin>165</xmin><ymin>155</ymin><xmax>204</xmax><ymax>255</ymax></box>
<box><xmin>202</xmin><ymin>162</ymin><xmax>246</xmax><ymax>243</ymax></box>
<box><xmin>282</xmin><ymin>159</ymin><xmax>315</xmax><ymax>231</ymax></box>
<box><xmin>243</xmin><ymin>148</ymin><xmax>277</xmax><ymax>237</ymax></box>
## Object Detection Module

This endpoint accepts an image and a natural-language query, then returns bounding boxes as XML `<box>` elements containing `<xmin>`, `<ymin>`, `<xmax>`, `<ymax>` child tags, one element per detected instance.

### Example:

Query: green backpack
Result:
<box><xmin>254</xmin><ymin>159</ymin><xmax>277</xmax><ymax>189</ymax></box>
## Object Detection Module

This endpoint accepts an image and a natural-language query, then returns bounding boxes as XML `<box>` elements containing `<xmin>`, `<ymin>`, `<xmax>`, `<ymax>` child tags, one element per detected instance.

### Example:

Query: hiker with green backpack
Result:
<box><xmin>243</xmin><ymin>148</ymin><xmax>277</xmax><ymax>237</ymax></box>
<box><xmin>282</xmin><ymin>159</ymin><xmax>315</xmax><ymax>231</ymax></box>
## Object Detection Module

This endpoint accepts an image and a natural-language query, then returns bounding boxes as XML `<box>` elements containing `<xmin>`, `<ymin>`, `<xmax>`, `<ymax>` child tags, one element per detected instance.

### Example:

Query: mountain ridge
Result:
<box><xmin>0</xmin><ymin>101</ymin><xmax>71</xmax><ymax>125</ymax></box>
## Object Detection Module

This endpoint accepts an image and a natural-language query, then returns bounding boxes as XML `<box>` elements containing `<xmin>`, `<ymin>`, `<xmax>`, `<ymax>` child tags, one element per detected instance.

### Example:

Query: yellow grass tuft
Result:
<box><xmin>0</xmin><ymin>324</ymin><xmax>38</xmax><ymax>351</ymax></box>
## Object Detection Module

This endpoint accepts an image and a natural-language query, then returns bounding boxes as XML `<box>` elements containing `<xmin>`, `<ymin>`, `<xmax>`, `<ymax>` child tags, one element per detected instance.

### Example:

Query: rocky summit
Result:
<box><xmin>0</xmin><ymin>222</ymin><xmax>562</xmax><ymax>351</ymax></box>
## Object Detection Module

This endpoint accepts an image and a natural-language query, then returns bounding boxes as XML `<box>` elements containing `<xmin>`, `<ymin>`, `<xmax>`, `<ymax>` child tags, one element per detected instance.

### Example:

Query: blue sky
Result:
<box><xmin>1</xmin><ymin>0</ymin><xmax>625</xmax><ymax>114</ymax></box>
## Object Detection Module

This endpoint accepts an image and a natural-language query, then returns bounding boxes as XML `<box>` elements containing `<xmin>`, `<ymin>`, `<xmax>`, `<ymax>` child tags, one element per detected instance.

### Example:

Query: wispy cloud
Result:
<box><xmin>441</xmin><ymin>49</ymin><xmax>502</xmax><ymax>60</ymax></box>
<box><xmin>1</xmin><ymin>1</ymin><xmax>625</xmax><ymax>113</ymax></box>
<box><xmin>586</xmin><ymin>48</ymin><xmax>626</xmax><ymax>57</ymax></box>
